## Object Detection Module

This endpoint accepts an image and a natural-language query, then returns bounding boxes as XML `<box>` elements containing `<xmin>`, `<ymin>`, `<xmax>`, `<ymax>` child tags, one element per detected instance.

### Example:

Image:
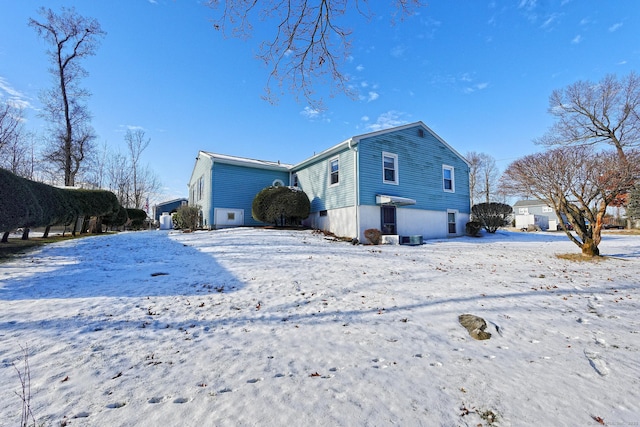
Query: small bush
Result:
<box><xmin>465</xmin><ymin>221</ymin><xmax>483</xmax><ymax>237</ymax></box>
<box><xmin>364</xmin><ymin>228</ymin><xmax>381</xmax><ymax>245</ymax></box>
<box><xmin>174</xmin><ymin>205</ymin><xmax>200</xmax><ymax>230</ymax></box>
<box><xmin>471</xmin><ymin>202</ymin><xmax>513</xmax><ymax>233</ymax></box>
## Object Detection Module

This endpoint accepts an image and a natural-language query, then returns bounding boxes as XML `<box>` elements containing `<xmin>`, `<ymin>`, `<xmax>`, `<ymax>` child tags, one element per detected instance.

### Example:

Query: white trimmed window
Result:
<box><xmin>443</xmin><ymin>165</ymin><xmax>454</xmax><ymax>192</ymax></box>
<box><xmin>329</xmin><ymin>157</ymin><xmax>339</xmax><ymax>186</ymax></box>
<box><xmin>197</xmin><ymin>176</ymin><xmax>205</xmax><ymax>201</ymax></box>
<box><xmin>542</xmin><ymin>206</ymin><xmax>553</xmax><ymax>213</ymax></box>
<box><xmin>382</xmin><ymin>152</ymin><xmax>398</xmax><ymax>185</ymax></box>
<box><xmin>447</xmin><ymin>210</ymin><xmax>457</xmax><ymax>234</ymax></box>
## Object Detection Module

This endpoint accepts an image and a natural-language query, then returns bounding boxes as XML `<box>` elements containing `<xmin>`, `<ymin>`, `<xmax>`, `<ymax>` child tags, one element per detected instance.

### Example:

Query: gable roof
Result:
<box><xmin>292</xmin><ymin>121</ymin><xmax>469</xmax><ymax>170</ymax></box>
<box><xmin>199</xmin><ymin>151</ymin><xmax>293</xmax><ymax>171</ymax></box>
<box><xmin>156</xmin><ymin>197</ymin><xmax>187</xmax><ymax>207</ymax></box>
<box><xmin>513</xmin><ymin>199</ymin><xmax>552</xmax><ymax>207</ymax></box>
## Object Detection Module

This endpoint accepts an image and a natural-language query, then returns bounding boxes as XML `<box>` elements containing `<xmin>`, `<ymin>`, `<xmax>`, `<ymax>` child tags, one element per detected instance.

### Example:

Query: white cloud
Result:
<box><xmin>361</xmin><ymin>116</ymin><xmax>370</xmax><ymax>122</ymax></box>
<box><xmin>0</xmin><ymin>76</ymin><xmax>33</xmax><ymax>110</ymax></box>
<box><xmin>116</xmin><ymin>124</ymin><xmax>146</xmax><ymax>133</ymax></box>
<box><xmin>364</xmin><ymin>111</ymin><xmax>409</xmax><ymax>132</ymax></box>
<box><xmin>460</xmin><ymin>73</ymin><xmax>473</xmax><ymax>83</ymax></box>
<box><xmin>609</xmin><ymin>22</ymin><xmax>623</xmax><ymax>32</ymax></box>
<box><xmin>518</xmin><ymin>0</ymin><xmax>537</xmax><ymax>10</ymax></box>
<box><xmin>367</xmin><ymin>91</ymin><xmax>379</xmax><ymax>102</ymax></box>
<box><xmin>390</xmin><ymin>45</ymin><xmax>407</xmax><ymax>58</ymax></box>
<box><xmin>571</xmin><ymin>35</ymin><xmax>582</xmax><ymax>44</ymax></box>
<box><xmin>300</xmin><ymin>106</ymin><xmax>320</xmax><ymax>119</ymax></box>
<box><xmin>540</xmin><ymin>13</ymin><xmax>561</xmax><ymax>30</ymax></box>
<box><xmin>356</xmin><ymin>64</ymin><xmax>364</xmax><ymax>72</ymax></box>
<box><xmin>464</xmin><ymin>82</ymin><xmax>489</xmax><ymax>94</ymax></box>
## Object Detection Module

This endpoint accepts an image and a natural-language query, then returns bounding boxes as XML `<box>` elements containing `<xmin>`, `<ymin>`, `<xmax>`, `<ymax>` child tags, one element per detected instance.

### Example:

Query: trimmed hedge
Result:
<box><xmin>0</xmin><ymin>168</ymin><xmax>123</xmax><ymax>237</ymax></box>
<box><xmin>126</xmin><ymin>208</ymin><xmax>147</xmax><ymax>229</ymax></box>
<box><xmin>0</xmin><ymin>169</ymin><xmax>42</xmax><ymax>233</ymax></box>
<box><xmin>252</xmin><ymin>186</ymin><xmax>310</xmax><ymax>226</ymax></box>
<box><xmin>103</xmin><ymin>204</ymin><xmax>129</xmax><ymax>228</ymax></box>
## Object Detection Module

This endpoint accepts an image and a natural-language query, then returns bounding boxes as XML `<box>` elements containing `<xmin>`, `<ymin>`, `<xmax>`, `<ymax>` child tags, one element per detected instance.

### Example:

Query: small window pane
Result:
<box><xmin>384</xmin><ymin>168</ymin><xmax>395</xmax><ymax>182</ymax></box>
<box><xmin>448</xmin><ymin>212</ymin><xmax>456</xmax><ymax>234</ymax></box>
<box><xmin>330</xmin><ymin>158</ymin><xmax>339</xmax><ymax>185</ymax></box>
<box><xmin>443</xmin><ymin>167</ymin><xmax>454</xmax><ymax>191</ymax></box>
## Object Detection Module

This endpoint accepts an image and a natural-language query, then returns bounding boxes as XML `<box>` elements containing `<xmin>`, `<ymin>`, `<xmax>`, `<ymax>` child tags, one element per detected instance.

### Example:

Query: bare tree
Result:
<box><xmin>479</xmin><ymin>153</ymin><xmax>499</xmax><ymax>204</ymax></box>
<box><xmin>0</xmin><ymin>102</ymin><xmax>23</xmax><ymax>152</ymax></box>
<box><xmin>537</xmin><ymin>72</ymin><xmax>640</xmax><ymax>163</ymax></box>
<box><xmin>105</xmin><ymin>151</ymin><xmax>132</xmax><ymax>206</ymax></box>
<box><xmin>467</xmin><ymin>151</ymin><xmax>500</xmax><ymax>205</ymax></box>
<box><xmin>29</xmin><ymin>7</ymin><xmax>105</xmax><ymax>186</ymax></box>
<box><xmin>627</xmin><ymin>183</ymin><xmax>640</xmax><ymax>223</ymax></box>
<box><xmin>102</xmin><ymin>143</ymin><xmax>161</xmax><ymax>210</ymax></box>
<box><xmin>500</xmin><ymin>146</ymin><xmax>639</xmax><ymax>256</ymax></box>
<box><xmin>135</xmin><ymin>165</ymin><xmax>162</xmax><ymax>210</ymax></box>
<box><xmin>125</xmin><ymin>129</ymin><xmax>151</xmax><ymax>209</ymax></box>
<box><xmin>0</xmin><ymin>131</ymin><xmax>37</xmax><ymax>179</ymax></box>
<box><xmin>85</xmin><ymin>140</ymin><xmax>109</xmax><ymax>189</ymax></box>
<box><xmin>206</xmin><ymin>0</ymin><xmax>424</xmax><ymax>108</ymax></box>
<box><xmin>466</xmin><ymin>151</ymin><xmax>482</xmax><ymax>207</ymax></box>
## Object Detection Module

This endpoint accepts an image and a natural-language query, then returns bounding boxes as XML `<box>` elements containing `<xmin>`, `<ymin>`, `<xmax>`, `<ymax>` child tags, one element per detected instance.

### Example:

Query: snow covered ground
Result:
<box><xmin>1</xmin><ymin>228</ymin><xmax>639</xmax><ymax>426</ymax></box>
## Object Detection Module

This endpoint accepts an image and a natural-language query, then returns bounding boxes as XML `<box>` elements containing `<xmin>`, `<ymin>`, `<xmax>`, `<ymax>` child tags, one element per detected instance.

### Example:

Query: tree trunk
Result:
<box><xmin>1</xmin><ymin>232</ymin><xmax>9</xmax><ymax>243</ymax></box>
<box><xmin>95</xmin><ymin>216</ymin><xmax>103</xmax><ymax>234</ymax></box>
<box><xmin>21</xmin><ymin>228</ymin><xmax>30</xmax><ymax>240</ymax></box>
<box><xmin>72</xmin><ymin>216</ymin><xmax>79</xmax><ymax>236</ymax></box>
<box><xmin>81</xmin><ymin>217</ymin><xmax>90</xmax><ymax>234</ymax></box>
<box><xmin>581</xmin><ymin>239</ymin><xmax>600</xmax><ymax>257</ymax></box>
<box><xmin>43</xmin><ymin>225</ymin><xmax>51</xmax><ymax>238</ymax></box>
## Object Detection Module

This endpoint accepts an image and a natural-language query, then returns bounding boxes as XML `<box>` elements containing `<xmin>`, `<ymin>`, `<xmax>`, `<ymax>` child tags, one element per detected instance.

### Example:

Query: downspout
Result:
<box><xmin>348</xmin><ymin>138</ymin><xmax>360</xmax><ymax>241</ymax></box>
<box><xmin>209</xmin><ymin>159</ymin><xmax>215</xmax><ymax>230</ymax></box>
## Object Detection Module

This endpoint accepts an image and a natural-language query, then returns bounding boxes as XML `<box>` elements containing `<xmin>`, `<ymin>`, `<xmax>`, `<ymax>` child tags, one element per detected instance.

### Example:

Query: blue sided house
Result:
<box><xmin>188</xmin><ymin>122</ymin><xmax>471</xmax><ymax>242</ymax></box>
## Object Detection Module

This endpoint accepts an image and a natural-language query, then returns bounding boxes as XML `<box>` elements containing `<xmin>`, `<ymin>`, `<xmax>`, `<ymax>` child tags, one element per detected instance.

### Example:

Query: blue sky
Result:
<box><xmin>1</xmin><ymin>1</ymin><xmax>639</xmax><ymax>202</ymax></box>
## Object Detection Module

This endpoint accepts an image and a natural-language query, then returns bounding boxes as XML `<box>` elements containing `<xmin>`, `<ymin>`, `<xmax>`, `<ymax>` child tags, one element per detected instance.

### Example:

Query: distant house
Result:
<box><xmin>188</xmin><ymin>122</ymin><xmax>471</xmax><ymax>241</ymax></box>
<box><xmin>153</xmin><ymin>198</ymin><xmax>188</xmax><ymax>222</ymax></box>
<box><xmin>513</xmin><ymin>200</ymin><xmax>559</xmax><ymax>230</ymax></box>
<box><xmin>188</xmin><ymin>152</ymin><xmax>292</xmax><ymax>229</ymax></box>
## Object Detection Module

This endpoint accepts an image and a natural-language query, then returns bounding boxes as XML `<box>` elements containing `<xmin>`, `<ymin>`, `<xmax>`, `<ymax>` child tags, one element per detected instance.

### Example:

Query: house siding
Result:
<box><xmin>211</xmin><ymin>162</ymin><xmax>290</xmax><ymax>227</ymax></box>
<box><xmin>188</xmin><ymin>154</ymin><xmax>213</xmax><ymax>226</ymax></box>
<box><xmin>293</xmin><ymin>147</ymin><xmax>355</xmax><ymax>213</ymax></box>
<box><xmin>358</xmin><ymin>125</ymin><xmax>470</xmax><ymax>214</ymax></box>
